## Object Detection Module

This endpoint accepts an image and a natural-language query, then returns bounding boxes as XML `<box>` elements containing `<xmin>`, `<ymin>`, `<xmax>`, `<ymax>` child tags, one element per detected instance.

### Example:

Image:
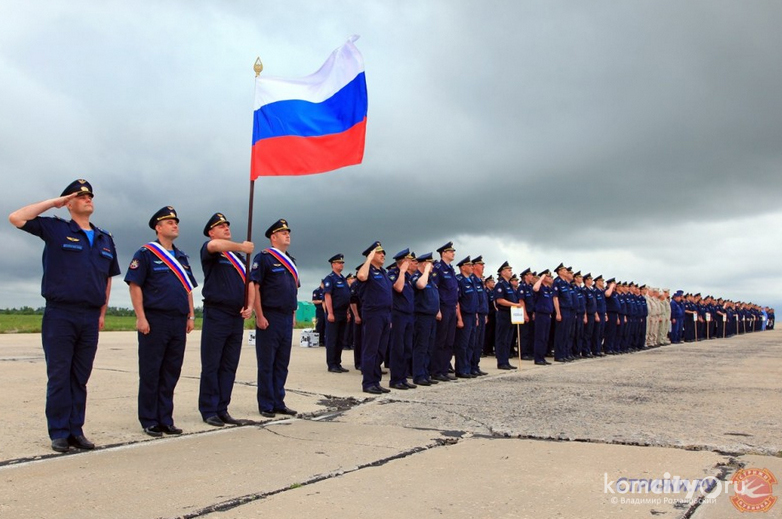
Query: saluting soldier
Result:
<box><xmin>198</xmin><ymin>212</ymin><xmax>254</xmax><ymax>427</ymax></box>
<box><xmin>410</xmin><ymin>252</ymin><xmax>440</xmax><ymax>386</ymax></box>
<box><xmin>552</xmin><ymin>263</ymin><xmax>574</xmax><ymax>362</ymax></box>
<box><xmin>126</xmin><ymin>206</ymin><xmax>197</xmax><ymax>437</ymax></box>
<box><xmin>249</xmin><ymin>219</ymin><xmax>299</xmax><ymax>418</ymax></box>
<box><xmin>357</xmin><ymin>241</ymin><xmax>393</xmax><ymax>394</ymax></box>
<box><xmin>532</xmin><ymin>269</ymin><xmax>554</xmax><ymax>365</ymax></box>
<box><xmin>9</xmin><ymin>179</ymin><xmax>121</xmax><ymax>452</ymax></box>
<box><xmin>323</xmin><ymin>254</ymin><xmax>351</xmax><ymax>373</ymax></box>
<box><xmin>388</xmin><ymin>249</ymin><xmax>417</xmax><ymax>390</ymax></box>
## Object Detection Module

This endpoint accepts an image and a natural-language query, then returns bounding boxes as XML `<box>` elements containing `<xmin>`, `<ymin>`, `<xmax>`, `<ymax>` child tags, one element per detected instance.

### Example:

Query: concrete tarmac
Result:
<box><xmin>0</xmin><ymin>329</ymin><xmax>780</xmax><ymax>518</ymax></box>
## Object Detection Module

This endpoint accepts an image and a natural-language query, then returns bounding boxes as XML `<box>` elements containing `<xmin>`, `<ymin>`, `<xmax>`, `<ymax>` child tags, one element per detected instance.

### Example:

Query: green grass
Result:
<box><xmin>0</xmin><ymin>314</ymin><xmax>313</xmax><ymax>333</ymax></box>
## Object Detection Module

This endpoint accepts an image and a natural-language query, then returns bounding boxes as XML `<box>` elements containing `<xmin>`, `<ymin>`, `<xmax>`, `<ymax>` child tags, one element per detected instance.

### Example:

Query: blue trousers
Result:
<box><xmin>454</xmin><ymin>311</ymin><xmax>476</xmax><ymax>375</ymax></box>
<box><xmin>138</xmin><ymin>311</ymin><xmax>187</xmax><ymax>428</ymax></box>
<box><xmin>495</xmin><ymin>311</ymin><xmax>513</xmax><ymax>366</ymax></box>
<box><xmin>604</xmin><ymin>313</ymin><xmax>618</xmax><ymax>353</ymax></box>
<box><xmin>41</xmin><ymin>304</ymin><xmax>100</xmax><ymax>440</ymax></box>
<box><xmin>255</xmin><ymin>310</ymin><xmax>293</xmax><ymax>412</ymax></box>
<box><xmin>582</xmin><ymin>315</ymin><xmax>595</xmax><ymax>355</ymax></box>
<box><xmin>433</xmin><ymin>305</ymin><xmax>456</xmax><ymax>376</ymax></box>
<box><xmin>554</xmin><ymin>310</ymin><xmax>573</xmax><ymax>360</ymax></box>
<box><xmin>413</xmin><ymin>313</ymin><xmax>436</xmax><ymax>381</ymax></box>
<box><xmin>472</xmin><ymin>314</ymin><xmax>487</xmax><ymax>373</ymax></box>
<box><xmin>592</xmin><ymin>316</ymin><xmax>605</xmax><ymax>354</ymax></box>
<box><xmin>533</xmin><ymin>313</ymin><xmax>551</xmax><ymax>363</ymax></box>
<box><xmin>361</xmin><ymin>310</ymin><xmax>391</xmax><ymax>389</ymax></box>
<box><xmin>199</xmin><ymin>306</ymin><xmax>243</xmax><ymax>419</ymax></box>
<box><xmin>390</xmin><ymin>311</ymin><xmax>414</xmax><ymax>384</ymax></box>
<box><xmin>325</xmin><ymin>315</ymin><xmax>348</xmax><ymax>369</ymax></box>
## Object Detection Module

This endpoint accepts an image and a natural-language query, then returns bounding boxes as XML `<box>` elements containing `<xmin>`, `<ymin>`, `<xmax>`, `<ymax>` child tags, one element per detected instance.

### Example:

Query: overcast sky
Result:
<box><xmin>2</xmin><ymin>0</ymin><xmax>781</xmax><ymax>311</ymax></box>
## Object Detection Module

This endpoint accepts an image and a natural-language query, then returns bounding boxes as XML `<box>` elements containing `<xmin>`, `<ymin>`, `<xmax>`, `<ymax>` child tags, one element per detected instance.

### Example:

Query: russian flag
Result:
<box><xmin>251</xmin><ymin>36</ymin><xmax>368</xmax><ymax>178</ymax></box>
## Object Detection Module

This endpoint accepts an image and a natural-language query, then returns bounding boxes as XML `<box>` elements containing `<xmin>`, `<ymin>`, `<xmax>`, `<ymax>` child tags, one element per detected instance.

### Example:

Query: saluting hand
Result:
<box><xmin>53</xmin><ymin>192</ymin><xmax>78</xmax><ymax>208</ymax></box>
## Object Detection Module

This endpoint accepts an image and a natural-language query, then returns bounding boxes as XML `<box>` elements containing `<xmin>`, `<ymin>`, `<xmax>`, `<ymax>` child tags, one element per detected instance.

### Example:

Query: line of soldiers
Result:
<box><xmin>314</xmin><ymin>248</ymin><xmax>776</xmax><ymax>391</ymax></box>
<box><xmin>11</xmin><ymin>179</ymin><xmax>303</xmax><ymax>452</ymax></box>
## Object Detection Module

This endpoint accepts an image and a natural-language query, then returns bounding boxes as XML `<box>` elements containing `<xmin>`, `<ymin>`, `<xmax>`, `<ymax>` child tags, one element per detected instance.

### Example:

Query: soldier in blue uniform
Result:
<box><xmin>388</xmin><ymin>249</ymin><xmax>417</xmax><ymax>390</ymax></box>
<box><xmin>410</xmin><ymin>252</ymin><xmax>440</xmax><ymax>385</ymax></box>
<box><xmin>552</xmin><ymin>263</ymin><xmax>574</xmax><ymax>362</ymax></box>
<box><xmin>323</xmin><ymin>254</ymin><xmax>351</xmax><ymax>373</ymax></box>
<box><xmin>9</xmin><ymin>179</ymin><xmax>120</xmax><ymax>452</ymax></box>
<box><xmin>349</xmin><ymin>265</ymin><xmax>364</xmax><ymax>369</ymax></box>
<box><xmin>470</xmin><ymin>256</ymin><xmax>489</xmax><ymax>376</ymax></box>
<box><xmin>592</xmin><ymin>275</ymin><xmax>607</xmax><ymax>356</ymax></box>
<box><xmin>670</xmin><ymin>290</ymin><xmax>685</xmax><ymax>343</ymax></box>
<box><xmin>484</xmin><ymin>276</ymin><xmax>497</xmax><ymax>356</ymax></box>
<box><xmin>126</xmin><ymin>206</ymin><xmax>197</xmax><ymax>436</ymax></box>
<box><xmin>494</xmin><ymin>261</ymin><xmax>521</xmax><ymax>369</ymax></box>
<box><xmin>312</xmin><ymin>283</ymin><xmax>325</xmax><ymax>346</ymax></box>
<box><xmin>531</xmin><ymin>270</ymin><xmax>554</xmax><ymax>365</ymax></box>
<box><xmin>572</xmin><ymin>271</ymin><xmax>587</xmax><ymax>358</ymax></box>
<box><xmin>454</xmin><ymin>256</ymin><xmax>478</xmax><ymax>378</ymax></box>
<box><xmin>357</xmin><ymin>241</ymin><xmax>393</xmax><ymax>394</ymax></box>
<box><xmin>519</xmin><ymin>268</ymin><xmax>536</xmax><ymax>361</ymax></box>
<box><xmin>249</xmin><ymin>219</ymin><xmax>299</xmax><ymax>418</ymax></box>
<box><xmin>582</xmin><ymin>273</ymin><xmax>597</xmax><ymax>357</ymax></box>
<box><xmin>198</xmin><ymin>212</ymin><xmax>254</xmax><ymax>427</ymax></box>
<box><xmin>431</xmin><ymin>242</ymin><xmax>459</xmax><ymax>381</ymax></box>
<box><xmin>603</xmin><ymin>278</ymin><xmax>619</xmax><ymax>354</ymax></box>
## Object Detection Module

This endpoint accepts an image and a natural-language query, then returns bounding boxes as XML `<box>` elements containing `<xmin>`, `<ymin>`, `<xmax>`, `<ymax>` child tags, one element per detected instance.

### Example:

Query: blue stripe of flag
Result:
<box><xmin>252</xmin><ymin>72</ymin><xmax>367</xmax><ymax>144</ymax></box>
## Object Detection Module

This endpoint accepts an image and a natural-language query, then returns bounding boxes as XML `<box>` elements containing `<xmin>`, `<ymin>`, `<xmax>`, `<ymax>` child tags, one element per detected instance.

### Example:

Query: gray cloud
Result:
<box><xmin>1</xmin><ymin>0</ymin><xmax>781</xmax><ymax>311</ymax></box>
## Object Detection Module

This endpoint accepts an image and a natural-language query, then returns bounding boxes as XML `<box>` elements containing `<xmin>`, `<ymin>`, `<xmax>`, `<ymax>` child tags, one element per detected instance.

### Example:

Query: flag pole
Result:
<box><xmin>244</xmin><ymin>57</ymin><xmax>263</xmax><ymax>307</ymax></box>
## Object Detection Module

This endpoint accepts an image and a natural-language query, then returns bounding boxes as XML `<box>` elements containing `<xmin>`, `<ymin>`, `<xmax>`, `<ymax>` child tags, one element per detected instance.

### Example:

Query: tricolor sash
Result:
<box><xmin>266</xmin><ymin>247</ymin><xmax>300</xmax><ymax>287</ymax></box>
<box><xmin>144</xmin><ymin>242</ymin><xmax>194</xmax><ymax>293</ymax></box>
<box><xmin>222</xmin><ymin>251</ymin><xmax>247</xmax><ymax>283</ymax></box>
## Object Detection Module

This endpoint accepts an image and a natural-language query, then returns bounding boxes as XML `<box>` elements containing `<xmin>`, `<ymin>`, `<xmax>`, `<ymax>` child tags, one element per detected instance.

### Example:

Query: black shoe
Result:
<box><xmin>218</xmin><ymin>413</ymin><xmax>250</xmax><ymax>425</ymax></box>
<box><xmin>260</xmin><ymin>409</ymin><xmax>276</xmax><ymax>418</ymax></box>
<box><xmin>144</xmin><ymin>425</ymin><xmax>163</xmax><ymax>437</ymax></box>
<box><xmin>414</xmin><ymin>378</ymin><xmax>431</xmax><ymax>386</ymax></box>
<box><xmin>391</xmin><ymin>382</ymin><xmax>409</xmax><ymax>390</ymax></box>
<box><xmin>427</xmin><ymin>377</ymin><xmax>439</xmax><ymax>384</ymax></box>
<box><xmin>51</xmin><ymin>438</ymin><xmax>70</xmax><ymax>453</ymax></box>
<box><xmin>160</xmin><ymin>424</ymin><xmax>182</xmax><ymax>435</ymax></box>
<box><xmin>475</xmin><ymin>370</ymin><xmax>488</xmax><ymax>376</ymax></box>
<box><xmin>455</xmin><ymin>372</ymin><xmax>472</xmax><ymax>379</ymax></box>
<box><xmin>521</xmin><ymin>355</ymin><xmax>533</xmax><ymax>361</ymax></box>
<box><xmin>446</xmin><ymin>374</ymin><xmax>457</xmax><ymax>380</ymax></box>
<box><xmin>273</xmin><ymin>407</ymin><xmax>297</xmax><ymax>416</ymax></box>
<box><xmin>328</xmin><ymin>367</ymin><xmax>343</xmax><ymax>373</ymax></box>
<box><xmin>432</xmin><ymin>374</ymin><xmax>451</xmax><ymax>382</ymax></box>
<box><xmin>68</xmin><ymin>435</ymin><xmax>95</xmax><ymax>450</ymax></box>
<box><xmin>378</xmin><ymin>386</ymin><xmax>391</xmax><ymax>393</ymax></box>
<box><xmin>534</xmin><ymin>360</ymin><xmax>551</xmax><ymax>366</ymax></box>
<box><xmin>338</xmin><ymin>367</ymin><xmax>350</xmax><ymax>372</ymax></box>
<box><xmin>404</xmin><ymin>381</ymin><xmax>417</xmax><ymax>389</ymax></box>
<box><xmin>363</xmin><ymin>386</ymin><xmax>382</xmax><ymax>395</ymax></box>
<box><xmin>205</xmin><ymin>415</ymin><xmax>225</xmax><ymax>427</ymax></box>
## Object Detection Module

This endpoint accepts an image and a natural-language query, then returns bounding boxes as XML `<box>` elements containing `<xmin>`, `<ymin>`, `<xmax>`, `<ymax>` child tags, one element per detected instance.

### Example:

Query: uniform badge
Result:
<box><xmin>252</xmin><ymin>262</ymin><xmax>259</xmax><ymax>270</ymax></box>
<box><xmin>129</xmin><ymin>259</ymin><xmax>140</xmax><ymax>270</ymax></box>
<box><xmin>324</xmin><ymin>282</ymin><xmax>330</xmax><ymax>287</ymax></box>
<box><xmin>66</xmin><ymin>236</ymin><xmax>80</xmax><ymax>242</ymax></box>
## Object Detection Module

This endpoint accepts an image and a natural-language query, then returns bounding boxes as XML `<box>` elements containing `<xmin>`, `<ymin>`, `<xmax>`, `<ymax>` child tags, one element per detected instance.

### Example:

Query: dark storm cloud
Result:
<box><xmin>1</xmin><ymin>0</ymin><xmax>781</xmax><ymax>309</ymax></box>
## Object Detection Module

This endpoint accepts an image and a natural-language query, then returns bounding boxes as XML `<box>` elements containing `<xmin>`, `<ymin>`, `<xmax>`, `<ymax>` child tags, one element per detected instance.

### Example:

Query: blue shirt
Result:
<box><xmin>595</xmin><ymin>288</ymin><xmax>606</xmax><ymax>314</ymax></box>
<box><xmin>200</xmin><ymin>242</ymin><xmax>246</xmax><ymax>312</ymax></box>
<box><xmin>22</xmin><ymin>216</ymin><xmax>120</xmax><ymax>308</ymax></box>
<box><xmin>553</xmin><ymin>277</ymin><xmax>573</xmax><ymax>310</ymax></box>
<box><xmin>125</xmin><ymin>242</ymin><xmax>197</xmax><ymax>315</ymax></box>
<box><xmin>432</xmin><ymin>260</ymin><xmax>458</xmax><ymax>308</ymax></box>
<box><xmin>456</xmin><ymin>273</ymin><xmax>478</xmax><ymax>314</ymax></box>
<box><xmin>585</xmin><ymin>286</ymin><xmax>597</xmax><ymax>314</ymax></box>
<box><xmin>534</xmin><ymin>284</ymin><xmax>554</xmax><ymax>314</ymax></box>
<box><xmin>411</xmin><ymin>269</ymin><xmax>440</xmax><ymax>315</ymax></box>
<box><xmin>323</xmin><ymin>271</ymin><xmax>351</xmax><ymax>313</ymax></box>
<box><xmin>494</xmin><ymin>278</ymin><xmax>519</xmax><ymax>313</ymax></box>
<box><xmin>472</xmin><ymin>274</ymin><xmax>489</xmax><ymax>314</ymax></box>
<box><xmin>388</xmin><ymin>266</ymin><xmax>414</xmax><ymax>315</ymax></box>
<box><xmin>573</xmin><ymin>284</ymin><xmax>586</xmax><ymax>313</ymax></box>
<box><xmin>361</xmin><ymin>264</ymin><xmax>392</xmax><ymax>313</ymax></box>
<box><xmin>606</xmin><ymin>290</ymin><xmax>621</xmax><ymax>313</ymax></box>
<box><xmin>249</xmin><ymin>249</ymin><xmax>298</xmax><ymax>313</ymax></box>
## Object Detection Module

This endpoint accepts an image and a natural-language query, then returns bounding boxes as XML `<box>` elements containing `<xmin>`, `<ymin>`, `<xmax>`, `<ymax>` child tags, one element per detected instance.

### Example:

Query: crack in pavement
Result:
<box><xmin>170</xmin><ymin>437</ymin><xmax>458</xmax><ymax>519</ymax></box>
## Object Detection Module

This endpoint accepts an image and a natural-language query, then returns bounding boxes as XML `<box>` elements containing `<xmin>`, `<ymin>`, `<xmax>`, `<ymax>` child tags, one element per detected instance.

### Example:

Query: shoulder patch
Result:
<box><xmin>129</xmin><ymin>259</ymin><xmax>140</xmax><ymax>270</ymax></box>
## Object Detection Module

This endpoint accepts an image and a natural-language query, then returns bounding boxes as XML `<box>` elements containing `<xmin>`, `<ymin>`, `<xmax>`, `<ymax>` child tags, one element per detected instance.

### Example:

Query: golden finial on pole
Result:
<box><xmin>254</xmin><ymin>57</ymin><xmax>263</xmax><ymax>77</ymax></box>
